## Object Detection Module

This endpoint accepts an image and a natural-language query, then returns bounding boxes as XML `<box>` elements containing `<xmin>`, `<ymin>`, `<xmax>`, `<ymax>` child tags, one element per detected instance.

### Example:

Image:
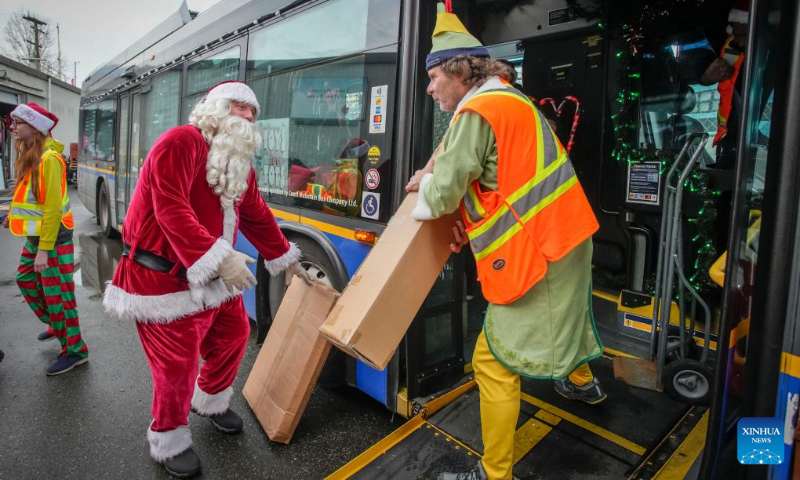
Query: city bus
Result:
<box><xmin>77</xmin><ymin>0</ymin><xmax>800</xmax><ymax>477</ymax></box>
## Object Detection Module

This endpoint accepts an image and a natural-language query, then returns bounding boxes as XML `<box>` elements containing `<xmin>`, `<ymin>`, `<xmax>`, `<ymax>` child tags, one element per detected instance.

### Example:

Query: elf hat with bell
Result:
<box><xmin>426</xmin><ymin>1</ymin><xmax>489</xmax><ymax>71</ymax></box>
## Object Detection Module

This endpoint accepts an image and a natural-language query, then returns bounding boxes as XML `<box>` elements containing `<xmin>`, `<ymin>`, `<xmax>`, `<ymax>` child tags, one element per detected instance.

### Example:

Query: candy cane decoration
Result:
<box><xmin>538</xmin><ymin>96</ymin><xmax>581</xmax><ymax>154</ymax></box>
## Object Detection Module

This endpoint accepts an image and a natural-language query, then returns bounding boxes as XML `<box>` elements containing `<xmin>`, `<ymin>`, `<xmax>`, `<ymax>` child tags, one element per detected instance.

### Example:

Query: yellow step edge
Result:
<box><xmin>512</xmin><ymin>418</ymin><xmax>554</xmax><ymax>464</ymax></box>
<box><xmin>520</xmin><ymin>392</ymin><xmax>647</xmax><ymax>456</ymax></box>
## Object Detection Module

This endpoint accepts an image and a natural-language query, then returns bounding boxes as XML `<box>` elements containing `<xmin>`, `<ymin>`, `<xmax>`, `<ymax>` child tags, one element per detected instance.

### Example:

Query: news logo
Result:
<box><xmin>737</xmin><ymin>417</ymin><xmax>783</xmax><ymax>465</ymax></box>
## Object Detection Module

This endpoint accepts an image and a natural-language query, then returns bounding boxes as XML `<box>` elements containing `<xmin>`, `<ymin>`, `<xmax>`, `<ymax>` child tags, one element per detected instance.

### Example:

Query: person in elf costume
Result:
<box><xmin>406</xmin><ymin>4</ymin><xmax>606</xmax><ymax>479</ymax></box>
<box><xmin>4</xmin><ymin>103</ymin><xmax>89</xmax><ymax>376</ymax></box>
<box><xmin>103</xmin><ymin>81</ymin><xmax>312</xmax><ymax>478</ymax></box>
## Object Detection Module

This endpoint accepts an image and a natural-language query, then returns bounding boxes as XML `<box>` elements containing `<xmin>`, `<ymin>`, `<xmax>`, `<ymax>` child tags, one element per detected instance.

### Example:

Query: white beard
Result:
<box><xmin>205</xmin><ymin>114</ymin><xmax>261</xmax><ymax>209</ymax></box>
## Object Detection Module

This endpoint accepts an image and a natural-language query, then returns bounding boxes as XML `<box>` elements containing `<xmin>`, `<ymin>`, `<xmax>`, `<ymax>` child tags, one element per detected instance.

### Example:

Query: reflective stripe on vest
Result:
<box><xmin>455</xmin><ymin>82</ymin><xmax>599</xmax><ymax>304</ymax></box>
<box><xmin>9</xmin><ymin>151</ymin><xmax>74</xmax><ymax>237</ymax></box>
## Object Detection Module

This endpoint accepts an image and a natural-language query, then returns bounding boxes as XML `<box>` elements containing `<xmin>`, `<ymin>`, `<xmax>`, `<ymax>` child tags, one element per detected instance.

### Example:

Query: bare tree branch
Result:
<box><xmin>2</xmin><ymin>10</ymin><xmax>70</xmax><ymax>80</ymax></box>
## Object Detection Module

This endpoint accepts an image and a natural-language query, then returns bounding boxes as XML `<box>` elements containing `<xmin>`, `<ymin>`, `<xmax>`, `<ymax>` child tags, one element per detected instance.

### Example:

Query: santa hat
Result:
<box><xmin>726</xmin><ymin>0</ymin><xmax>749</xmax><ymax>34</ymax></box>
<box><xmin>11</xmin><ymin>103</ymin><xmax>58</xmax><ymax>136</ymax></box>
<box><xmin>203</xmin><ymin>81</ymin><xmax>260</xmax><ymax>116</ymax></box>
<box><xmin>426</xmin><ymin>1</ymin><xmax>489</xmax><ymax>71</ymax></box>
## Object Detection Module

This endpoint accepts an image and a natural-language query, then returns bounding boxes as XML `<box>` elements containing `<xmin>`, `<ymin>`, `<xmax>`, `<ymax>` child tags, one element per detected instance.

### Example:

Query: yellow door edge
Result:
<box><xmin>325</xmin><ymin>415</ymin><xmax>426</xmax><ymax>480</ymax></box>
<box><xmin>326</xmin><ymin>380</ymin><xmax>476</xmax><ymax>479</ymax></box>
<box><xmin>653</xmin><ymin>410</ymin><xmax>709</xmax><ymax>479</ymax></box>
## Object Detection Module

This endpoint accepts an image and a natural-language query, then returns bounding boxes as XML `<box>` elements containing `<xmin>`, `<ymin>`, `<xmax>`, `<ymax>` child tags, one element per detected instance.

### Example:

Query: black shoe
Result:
<box><xmin>439</xmin><ymin>462</ymin><xmax>519</xmax><ymax>480</ymax></box>
<box><xmin>439</xmin><ymin>461</ymin><xmax>488</xmax><ymax>480</ymax></box>
<box><xmin>193</xmin><ymin>408</ymin><xmax>243</xmax><ymax>434</ymax></box>
<box><xmin>554</xmin><ymin>377</ymin><xmax>608</xmax><ymax>405</ymax></box>
<box><xmin>46</xmin><ymin>354</ymin><xmax>88</xmax><ymax>376</ymax></box>
<box><xmin>37</xmin><ymin>331</ymin><xmax>56</xmax><ymax>342</ymax></box>
<box><xmin>0</xmin><ymin>349</ymin><xmax>4</xmax><ymax>363</ymax></box>
<box><xmin>161</xmin><ymin>447</ymin><xmax>201</xmax><ymax>479</ymax></box>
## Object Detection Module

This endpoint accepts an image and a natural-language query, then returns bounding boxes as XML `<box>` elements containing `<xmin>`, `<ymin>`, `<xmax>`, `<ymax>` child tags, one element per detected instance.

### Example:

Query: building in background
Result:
<box><xmin>0</xmin><ymin>54</ymin><xmax>80</xmax><ymax>189</ymax></box>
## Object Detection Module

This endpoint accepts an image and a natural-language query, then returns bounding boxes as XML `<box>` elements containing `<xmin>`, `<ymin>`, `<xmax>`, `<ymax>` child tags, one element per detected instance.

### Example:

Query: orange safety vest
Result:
<box><xmin>9</xmin><ymin>150</ymin><xmax>74</xmax><ymax>237</ymax></box>
<box><xmin>457</xmin><ymin>86</ymin><xmax>599</xmax><ymax>305</ymax></box>
<box><xmin>713</xmin><ymin>35</ymin><xmax>745</xmax><ymax>146</ymax></box>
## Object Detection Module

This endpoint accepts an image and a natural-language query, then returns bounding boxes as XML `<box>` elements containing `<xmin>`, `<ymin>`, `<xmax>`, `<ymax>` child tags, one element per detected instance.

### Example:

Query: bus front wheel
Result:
<box><xmin>98</xmin><ymin>182</ymin><xmax>117</xmax><ymax>238</ymax></box>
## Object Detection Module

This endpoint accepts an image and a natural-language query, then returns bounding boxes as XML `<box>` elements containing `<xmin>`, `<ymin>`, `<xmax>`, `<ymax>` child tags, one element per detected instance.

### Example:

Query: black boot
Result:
<box><xmin>193</xmin><ymin>408</ymin><xmax>243</xmax><ymax>434</ymax></box>
<box><xmin>162</xmin><ymin>447</ymin><xmax>201</xmax><ymax>479</ymax></box>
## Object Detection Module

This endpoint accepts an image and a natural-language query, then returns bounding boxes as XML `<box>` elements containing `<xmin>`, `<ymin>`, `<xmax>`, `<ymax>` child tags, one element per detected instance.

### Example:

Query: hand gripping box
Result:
<box><xmin>319</xmin><ymin>192</ymin><xmax>458</xmax><ymax>370</ymax></box>
<box><xmin>243</xmin><ymin>278</ymin><xmax>340</xmax><ymax>443</ymax></box>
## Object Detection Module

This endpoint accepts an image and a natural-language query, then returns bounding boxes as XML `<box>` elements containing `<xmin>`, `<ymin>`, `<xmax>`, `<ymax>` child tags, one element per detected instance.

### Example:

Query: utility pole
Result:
<box><xmin>56</xmin><ymin>23</ymin><xmax>63</xmax><ymax>80</ymax></box>
<box><xmin>22</xmin><ymin>14</ymin><xmax>47</xmax><ymax>72</ymax></box>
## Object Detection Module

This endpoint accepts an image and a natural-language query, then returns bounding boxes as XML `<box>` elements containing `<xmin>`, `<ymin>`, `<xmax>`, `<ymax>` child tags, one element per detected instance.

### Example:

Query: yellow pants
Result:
<box><xmin>473</xmin><ymin>331</ymin><xmax>593</xmax><ymax>480</ymax></box>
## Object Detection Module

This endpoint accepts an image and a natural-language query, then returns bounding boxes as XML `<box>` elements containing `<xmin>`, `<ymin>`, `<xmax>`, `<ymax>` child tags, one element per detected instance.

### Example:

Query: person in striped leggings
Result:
<box><xmin>4</xmin><ymin>103</ymin><xmax>88</xmax><ymax>375</ymax></box>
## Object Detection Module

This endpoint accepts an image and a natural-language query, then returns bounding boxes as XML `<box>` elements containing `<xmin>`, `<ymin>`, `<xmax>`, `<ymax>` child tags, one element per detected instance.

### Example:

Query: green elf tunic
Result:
<box><xmin>422</xmin><ymin>109</ymin><xmax>603</xmax><ymax>379</ymax></box>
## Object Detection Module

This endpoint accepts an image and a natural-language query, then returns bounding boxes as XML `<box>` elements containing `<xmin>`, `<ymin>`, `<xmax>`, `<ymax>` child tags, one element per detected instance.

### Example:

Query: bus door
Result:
<box><xmin>117</xmin><ymin>90</ymin><xmax>143</xmax><ymax>225</ymax></box>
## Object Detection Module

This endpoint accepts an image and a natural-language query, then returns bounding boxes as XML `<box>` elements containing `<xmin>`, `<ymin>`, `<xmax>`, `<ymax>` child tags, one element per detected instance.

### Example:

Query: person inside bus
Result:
<box><xmin>406</xmin><ymin>5</ymin><xmax>605</xmax><ymax>480</ymax></box>
<box><xmin>700</xmin><ymin>1</ymin><xmax>749</xmax><ymax>169</ymax></box>
<box><xmin>3</xmin><ymin>103</ymin><xmax>89</xmax><ymax>375</ymax></box>
<box><xmin>102</xmin><ymin>81</ymin><xmax>313</xmax><ymax>478</ymax></box>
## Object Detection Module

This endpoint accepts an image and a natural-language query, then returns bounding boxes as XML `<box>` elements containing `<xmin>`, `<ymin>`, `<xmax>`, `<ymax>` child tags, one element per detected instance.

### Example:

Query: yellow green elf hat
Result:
<box><xmin>426</xmin><ymin>1</ymin><xmax>489</xmax><ymax>71</ymax></box>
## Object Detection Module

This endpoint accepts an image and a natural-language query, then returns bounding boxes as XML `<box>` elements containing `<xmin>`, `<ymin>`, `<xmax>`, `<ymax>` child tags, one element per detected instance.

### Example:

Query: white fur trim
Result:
<box><xmin>191</xmin><ymin>381</ymin><xmax>233</xmax><ymax>416</ymax></box>
<box><xmin>222</xmin><ymin>205</ymin><xmax>237</xmax><ymax>243</ymax></box>
<box><xmin>11</xmin><ymin>104</ymin><xmax>55</xmax><ymax>136</ymax></box>
<box><xmin>452</xmin><ymin>76</ymin><xmax>507</xmax><ymax>122</ymax></box>
<box><xmin>411</xmin><ymin>174</ymin><xmax>436</xmax><ymax>220</ymax></box>
<box><xmin>103</xmin><ymin>280</ymin><xmax>240</xmax><ymax>324</ymax></box>
<box><xmin>147</xmin><ymin>425</ymin><xmax>192</xmax><ymax>462</ymax></box>
<box><xmin>186</xmin><ymin>238</ymin><xmax>234</xmax><ymax>286</ymax></box>
<box><xmin>264</xmin><ymin>242</ymin><xmax>301</xmax><ymax>276</ymax></box>
<box><xmin>728</xmin><ymin>9</ymin><xmax>748</xmax><ymax>24</ymax></box>
<box><xmin>204</xmin><ymin>81</ymin><xmax>260</xmax><ymax>115</ymax></box>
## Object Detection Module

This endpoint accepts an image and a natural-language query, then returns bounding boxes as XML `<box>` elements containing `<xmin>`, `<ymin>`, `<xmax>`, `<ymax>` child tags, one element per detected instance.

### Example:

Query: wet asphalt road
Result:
<box><xmin>0</xmin><ymin>187</ymin><xmax>403</xmax><ymax>479</ymax></box>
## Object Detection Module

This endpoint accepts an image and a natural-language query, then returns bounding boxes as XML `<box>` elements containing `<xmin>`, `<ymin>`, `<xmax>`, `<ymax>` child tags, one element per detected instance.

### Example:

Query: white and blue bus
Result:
<box><xmin>78</xmin><ymin>0</ymin><xmax>800</xmax><ymax>477</ymax></box>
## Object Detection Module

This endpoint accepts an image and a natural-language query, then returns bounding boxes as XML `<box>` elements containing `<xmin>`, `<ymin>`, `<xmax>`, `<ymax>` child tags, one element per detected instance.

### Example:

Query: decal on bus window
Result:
<box><xmin>369</xmin><ymin>85</ymin><xmax>388</xmax><ymax>134</ymax></box>
<box><xmin>365</xmin><ymin>168</ymin><xmax>380</xmax><ymax>190</ymax></box>
<box><xmin>361</xmin><ymin>192</ymin><xmax>380</xmax><ymax>220</ymax></box>
<box><xmin>255</xmin><ymin>118</ymin><xmax>290</xmax><ymax>195</ymax></box>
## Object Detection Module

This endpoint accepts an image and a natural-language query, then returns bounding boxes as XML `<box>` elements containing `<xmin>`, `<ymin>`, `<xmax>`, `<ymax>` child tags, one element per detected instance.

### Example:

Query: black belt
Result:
<box><xmin>123</xmin><ymin>243</ymin><xmax>187</xmax><ymax>279</ymax></box>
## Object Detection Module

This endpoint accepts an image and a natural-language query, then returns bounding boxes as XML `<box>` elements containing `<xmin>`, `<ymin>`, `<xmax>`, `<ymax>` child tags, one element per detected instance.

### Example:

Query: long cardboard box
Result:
<box><xmin>243</xmin><ymin>279</ymin><xmax>339</xmax><ymax>443</ymax></box>
<box><xmin>319</xmin><ymin>192</ymin><xmax>457</xmax><ymax>370</ymax></box>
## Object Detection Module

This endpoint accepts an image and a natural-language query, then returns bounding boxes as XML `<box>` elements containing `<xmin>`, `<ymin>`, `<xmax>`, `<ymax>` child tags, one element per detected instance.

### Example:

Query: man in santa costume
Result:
<box><xmin>103</xmin><ymin>81</ymin><xmax>311</xmax><ymax>478</ymax></box>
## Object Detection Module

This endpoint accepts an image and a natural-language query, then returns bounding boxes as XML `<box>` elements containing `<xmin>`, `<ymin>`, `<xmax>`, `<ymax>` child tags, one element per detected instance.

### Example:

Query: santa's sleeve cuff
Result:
<box><xmin>411</xmin><ymin>173</ymin><xmax>436</xmax><ymax>220</ymax></box>
<box><xmin>186</xmin><ymin>238</ymin><xmax>234</xmax><ymax>286</ymax></box>
<box><xmin>264</xmin><ymin>242</ymin><xmax>301</xmax><ymax>276</ymax></box>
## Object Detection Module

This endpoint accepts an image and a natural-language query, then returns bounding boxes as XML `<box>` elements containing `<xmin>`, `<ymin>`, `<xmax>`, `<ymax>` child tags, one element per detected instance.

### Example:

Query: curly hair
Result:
<box><xmin>438</xmin><ymin>55</ymin><xmax>512</xmax><ymax>88</ymax></box>
<box><xmin>189</xmin><ymin>98</ymin><xmax>232</xmax><ymax>144</ymax></box>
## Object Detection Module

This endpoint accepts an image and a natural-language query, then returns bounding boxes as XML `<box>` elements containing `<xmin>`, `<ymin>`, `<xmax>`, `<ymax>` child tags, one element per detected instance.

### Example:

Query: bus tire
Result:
<box><xmin>97</xmin><ymin>182</ymin><xmax>117</xmax><ymax>238</ymax></box>
<box><xmin>663</xmin><ymin>359</ymin><xmax>712</xmax><ymax>405</ymax></box>
<box><xmin>266</xmin><ymin>236</ymin><xmax>347</xmax><ymax>389</ymax></box>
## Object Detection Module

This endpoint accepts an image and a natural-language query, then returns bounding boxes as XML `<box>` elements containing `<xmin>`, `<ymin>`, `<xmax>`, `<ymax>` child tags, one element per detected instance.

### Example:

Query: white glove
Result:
<box><xmin>286</xmin><ymin>261</ymin><xmax>313</xmax><ymax>286</ymax></box>
<box><xmin>218</xmin><ymin>251</ymin><xmax>257</xmax><ymax>293</ymax></box>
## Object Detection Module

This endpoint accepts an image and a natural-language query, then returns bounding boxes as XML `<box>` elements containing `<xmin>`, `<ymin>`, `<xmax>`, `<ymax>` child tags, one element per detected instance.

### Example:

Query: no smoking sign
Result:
<box><xmin>365</xmin><ymin>168</ymin><xmax>380</xmax><ymax>190</ymax></box>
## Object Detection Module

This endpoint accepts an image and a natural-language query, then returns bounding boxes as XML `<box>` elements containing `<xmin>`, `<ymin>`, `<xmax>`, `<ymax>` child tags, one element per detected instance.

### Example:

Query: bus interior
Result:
<box><xmin>338</xmin><ymin>0</ymin><xmax>779</xmax><ymax>478</ymax></box>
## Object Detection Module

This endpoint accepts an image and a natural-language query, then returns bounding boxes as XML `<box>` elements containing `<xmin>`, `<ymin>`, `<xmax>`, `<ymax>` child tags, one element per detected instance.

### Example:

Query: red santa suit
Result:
<box><xmin>103</xmin><ymin>123</ymin><xmax>299</xmax><ymax>461</ymax></box>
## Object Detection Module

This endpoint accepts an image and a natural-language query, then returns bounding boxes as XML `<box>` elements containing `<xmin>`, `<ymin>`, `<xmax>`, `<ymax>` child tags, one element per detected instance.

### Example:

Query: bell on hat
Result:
<box><xmin>10</xmin><ymin>103</ymin><xmax>59</xmax><ymax>136</ymax></box>
<box><xmin>426</xmin><ymin>1</ymin><xmax>489</xmax><ymax>71</ymax></box>
<box><xmin>203</xmin><ymin>81</ymin><xmax>261</xmax><ymax>116</ymax></box>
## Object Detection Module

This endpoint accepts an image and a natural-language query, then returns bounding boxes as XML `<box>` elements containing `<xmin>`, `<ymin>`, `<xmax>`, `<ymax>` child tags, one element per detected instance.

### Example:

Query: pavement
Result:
<box><xmin>0</xmin><ymin>187</ymin><xmax>403</xmax><ymax>479</ymax></box>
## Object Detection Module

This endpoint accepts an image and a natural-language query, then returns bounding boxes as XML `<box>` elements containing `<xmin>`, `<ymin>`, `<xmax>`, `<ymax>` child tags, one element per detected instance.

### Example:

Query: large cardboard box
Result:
<box><xmin>319</xmin><ymin>193</ymin><xmax>458</xmax><ymax>370</ymax></box>
<box><xmin>243</xmin><ymin>279</ymin><xmax>339</xmax><ymax>444</ymax></box>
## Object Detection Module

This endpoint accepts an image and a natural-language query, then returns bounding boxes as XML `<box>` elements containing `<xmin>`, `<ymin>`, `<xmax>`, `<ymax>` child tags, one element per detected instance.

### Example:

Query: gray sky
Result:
<box><xmin>0</xmin><ymin>0</ymin><xmax>223</xmax><ymax>87</ymax></box>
